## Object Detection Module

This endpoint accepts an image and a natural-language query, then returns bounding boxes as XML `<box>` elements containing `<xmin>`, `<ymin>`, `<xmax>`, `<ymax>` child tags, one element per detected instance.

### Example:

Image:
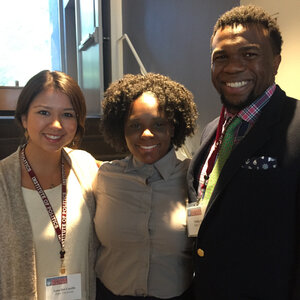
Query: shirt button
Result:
<box><xmin>197</xmin><ymin>248</ymin><xmax>205</xmax><ymax>257</ymax></box>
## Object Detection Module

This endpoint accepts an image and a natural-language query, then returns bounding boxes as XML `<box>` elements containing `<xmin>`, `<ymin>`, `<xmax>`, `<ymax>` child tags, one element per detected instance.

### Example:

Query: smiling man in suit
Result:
<box><xmin>187</xmin><ymin>5</ymin><xmax>300</xmax><ymax>300</ymax></box>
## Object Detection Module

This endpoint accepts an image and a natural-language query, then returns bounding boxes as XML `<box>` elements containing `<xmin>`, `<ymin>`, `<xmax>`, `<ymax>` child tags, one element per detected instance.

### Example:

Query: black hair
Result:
<box><xmin>101</xmin><ymin>73</ymin><xmax>198</xmax><ymax>152</ymax></box>
<box><xmin>211</xmin><ymin>5</ymin><xmax>283</xmax><ymax>55</ymax></box>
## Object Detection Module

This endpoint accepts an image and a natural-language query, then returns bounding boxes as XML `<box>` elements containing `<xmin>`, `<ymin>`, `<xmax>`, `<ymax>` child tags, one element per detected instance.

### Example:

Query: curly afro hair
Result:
<box><xmin>211</xmin><ymin>5</ymin><xmax>283</xmax><ymax>55</ymax></box>
<box><xmin>101</xmin><ymin>73</ymin><xmax>198</xmax><ymax>152</ymax></box>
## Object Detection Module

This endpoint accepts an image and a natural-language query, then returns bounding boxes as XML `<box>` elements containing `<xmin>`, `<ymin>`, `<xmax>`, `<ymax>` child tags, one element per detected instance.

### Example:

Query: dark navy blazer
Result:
<box><xmin>188</xmin><ymin>86</ymin><xmax>300</xmax><ymax>300</ymax></box>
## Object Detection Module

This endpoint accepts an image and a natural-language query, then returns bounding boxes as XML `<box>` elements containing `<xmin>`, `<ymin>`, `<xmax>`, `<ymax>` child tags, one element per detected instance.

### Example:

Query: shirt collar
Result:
<box><xmin>125</xmin><ymin>147</ymin><xmax>177</xmax><ymax>181</ymax></box>
<box><xmin>225</xmin><ymin>83</ymin><xmax>276</xmax><ymax>124</ymax></box>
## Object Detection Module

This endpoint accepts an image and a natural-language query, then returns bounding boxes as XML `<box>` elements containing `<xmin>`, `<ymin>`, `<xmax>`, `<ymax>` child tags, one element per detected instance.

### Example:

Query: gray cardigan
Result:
<box><xmin>0</xmin><ymin>147</ymin><xmax>99</xmax><ymax>300</ymax></box>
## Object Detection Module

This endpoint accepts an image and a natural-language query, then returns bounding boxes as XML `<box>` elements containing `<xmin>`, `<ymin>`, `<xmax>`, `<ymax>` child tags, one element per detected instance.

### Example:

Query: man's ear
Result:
<box><xmin>273</xmin><ymin>54</ymin><xmax>281</xmax><ymax>76</ymax></box>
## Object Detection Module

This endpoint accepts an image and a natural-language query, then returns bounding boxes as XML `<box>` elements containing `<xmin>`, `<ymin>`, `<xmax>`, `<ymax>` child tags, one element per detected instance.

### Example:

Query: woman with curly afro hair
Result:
<box><xmin>94</xmin><ymin>73</ymin><xmax>198</xmax><ymax>300</ymax></box>
<box><xmin>100</xmin><ymin>72</ymin><xmax>198</xmax><ymax>154</ymax></box>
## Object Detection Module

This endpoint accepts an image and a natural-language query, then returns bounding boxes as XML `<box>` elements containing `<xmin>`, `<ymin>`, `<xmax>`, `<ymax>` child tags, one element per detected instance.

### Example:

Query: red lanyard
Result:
<box><xmin>199</xmin><ymin>106</ymin><xmax>235</xmax><ymax>198</ymax></box>
<box><xmin>21</xmin><ymin>145</ymin><xmax>67</xmax><ymax>274</ymax></box>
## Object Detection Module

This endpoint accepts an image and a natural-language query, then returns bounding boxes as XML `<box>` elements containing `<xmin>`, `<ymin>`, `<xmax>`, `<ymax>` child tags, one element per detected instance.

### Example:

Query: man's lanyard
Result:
<box><xmin>199</xmin><ymin>106</ymin><xmax>235</xmax><ymax>200</ymax></box>
<box><xmin>21</xmin><ymin>145</ymin><xmax>67</xmax><ymax>274</ymax></box>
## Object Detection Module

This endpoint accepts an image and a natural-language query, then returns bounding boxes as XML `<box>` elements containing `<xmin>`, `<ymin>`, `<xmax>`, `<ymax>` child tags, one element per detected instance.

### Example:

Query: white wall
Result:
<box><xmin>241</xmin><ymin>0</ymin><xmax>300</xmax><ymax>100</ymax></box>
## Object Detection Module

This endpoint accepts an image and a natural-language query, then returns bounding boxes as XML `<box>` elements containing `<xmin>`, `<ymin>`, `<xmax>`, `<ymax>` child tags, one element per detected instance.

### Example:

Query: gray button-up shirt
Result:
<box><xmin>94</xmin><ymin>148</ymin><xmax>194</xmax><ymax>298</ymax></box>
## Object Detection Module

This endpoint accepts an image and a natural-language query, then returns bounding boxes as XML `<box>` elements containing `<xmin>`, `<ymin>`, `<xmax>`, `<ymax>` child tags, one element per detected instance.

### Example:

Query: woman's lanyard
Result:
<box><xmin>199</xmin><ymin>106</ymin><xmax>234</xmax><ymax>200</ymax></box>
<box><xmin>21</xmin><ymin>145</ymin><xmax>67</xmax><ymax>275</ymax></box>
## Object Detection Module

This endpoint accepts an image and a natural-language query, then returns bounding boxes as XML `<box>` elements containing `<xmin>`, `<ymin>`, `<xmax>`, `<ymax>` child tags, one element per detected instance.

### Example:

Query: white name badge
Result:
<box><xmin>45</xmin><ymin>273</ymin><xmax>81</xmax><ymax>300</ymax></box>
<box><xmin>186</xmin><ymin>202</ymin><xmax>205</xmax><ymax>237</ymax></box>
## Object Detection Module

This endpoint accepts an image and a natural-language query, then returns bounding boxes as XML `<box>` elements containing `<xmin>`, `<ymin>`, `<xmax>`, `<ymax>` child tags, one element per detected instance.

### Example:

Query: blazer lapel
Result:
<box><xmin>204</xmin><ymin>86</ymin><xmax>285</xmax><ymax>215</ymax></box>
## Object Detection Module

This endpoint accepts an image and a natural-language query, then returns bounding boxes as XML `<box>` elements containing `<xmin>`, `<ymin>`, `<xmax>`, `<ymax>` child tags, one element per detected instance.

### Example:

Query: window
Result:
<box><xmin>0</xmin><ymin>0</ymin><xmax>61</xmax><ymax>87</ymax></box>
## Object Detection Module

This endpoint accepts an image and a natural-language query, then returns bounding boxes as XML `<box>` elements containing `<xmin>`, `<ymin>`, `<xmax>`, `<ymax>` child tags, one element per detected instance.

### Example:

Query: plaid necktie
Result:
<box><xmin>202</xmin><ymin>116</ymin><xmax>242</xmax><ymax>205</ymax></box>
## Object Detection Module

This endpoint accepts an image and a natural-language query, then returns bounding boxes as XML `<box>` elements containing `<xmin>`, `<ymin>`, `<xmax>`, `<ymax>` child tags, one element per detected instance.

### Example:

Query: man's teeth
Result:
<box><xmin>226</xmin><ymin>81</ymin><xmax>248</xmax><ymax>88</ymax></box>
<box><xmin>140</xmin><ymin>145</ymin><xmax>157</xmax><ymax>150</ymax></box>
<box><xmin>46</xmin><ymin>134</ymin><xmax>60</xmax><ymax>139</ymax></box>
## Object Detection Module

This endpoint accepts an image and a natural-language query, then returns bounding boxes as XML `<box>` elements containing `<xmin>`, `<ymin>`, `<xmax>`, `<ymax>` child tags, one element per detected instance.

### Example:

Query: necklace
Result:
<box><xmin>49</xmin><ymin>183</ymin><xmax>56</xmax><ymax>189</ymax></box>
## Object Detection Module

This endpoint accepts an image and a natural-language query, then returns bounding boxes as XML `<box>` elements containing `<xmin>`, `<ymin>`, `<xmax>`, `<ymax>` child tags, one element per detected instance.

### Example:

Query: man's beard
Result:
<box><xmin>220</xmin><ymin>91</ymin><xmax>257</xmax><ymax>113</ymax></box>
